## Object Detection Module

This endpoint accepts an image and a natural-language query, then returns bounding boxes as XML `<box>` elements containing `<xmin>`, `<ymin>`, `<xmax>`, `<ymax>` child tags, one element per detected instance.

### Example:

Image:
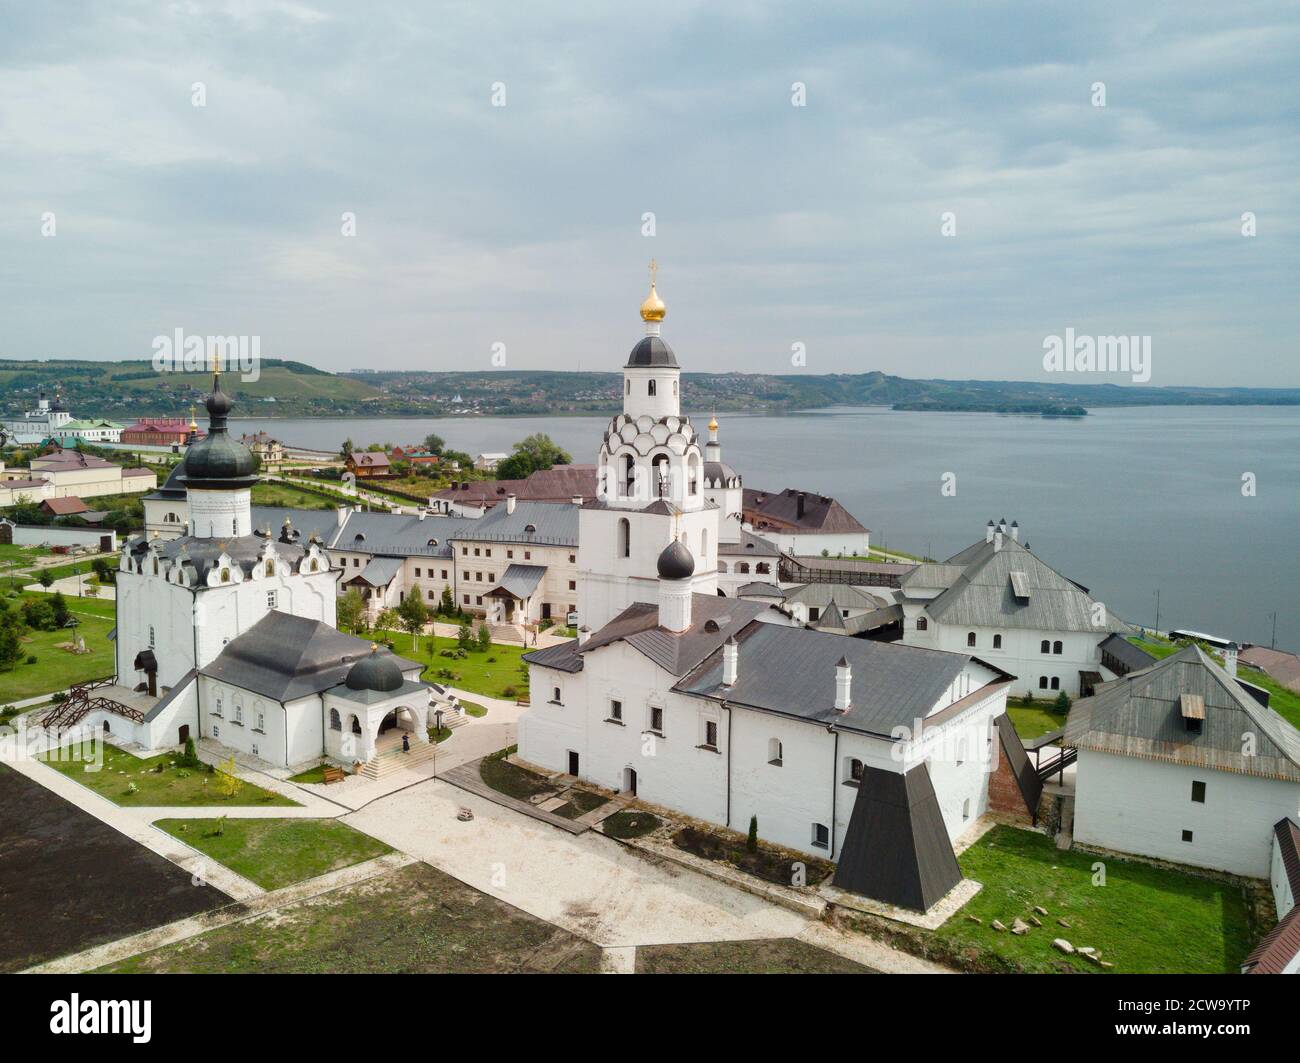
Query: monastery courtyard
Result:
<box><xmin>2</xmin><ymin>703</ymin><xmax>928</xmax><ymax>975</ymax></box>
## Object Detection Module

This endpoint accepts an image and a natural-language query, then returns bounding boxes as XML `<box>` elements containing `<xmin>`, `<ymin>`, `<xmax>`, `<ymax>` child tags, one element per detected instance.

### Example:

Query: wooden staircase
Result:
<box><xmin>360</xmin><ymin>740</ymin><xmax>438</xmax><ymax>780</ymax></box>
<box><xmin>40</xmin><ymin>678</ymin><xmax>143</xmax><ymax>729</ymax></box>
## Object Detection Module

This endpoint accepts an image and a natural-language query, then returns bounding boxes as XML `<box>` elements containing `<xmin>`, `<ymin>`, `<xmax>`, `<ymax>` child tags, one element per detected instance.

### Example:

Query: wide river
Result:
<box><xmin>230</xmin><ymin>406</ymin><xmax>1299</xmax><ymax>652</ymax></box>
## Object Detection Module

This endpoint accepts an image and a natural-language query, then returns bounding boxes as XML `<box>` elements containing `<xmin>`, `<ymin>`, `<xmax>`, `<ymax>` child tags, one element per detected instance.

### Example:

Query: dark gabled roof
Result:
<box><xmin>347</xmin><ymin>556</ymin><xmax>403</xmax><ymax>587</ymax></box>
<box><xmin>580</xmin><ymin>596</ymin><xmax>770</xmax><ymax>678</ymax></box>
<box><xmin>625</xmin><ymin>335</ymin><xmax>678</xmax><ymax>367</ymax></box>
<box><xmin>522</xmin><ymin>638</ymin><xmax>584</xmax><ymax>673</ymax></box>
<box><xmin>995</xmin><ymin>712</ymin><xmax>1044</xmax><ymax>816</ymax></box>
<box><xmin>347</xmin><ymin>451</ymin><xmax>390</xmax><ymax>467</ymax></box>
<box><xmin>1065</xmin><ymin>645</ymin><xmax>1300</xmax><ymax>782</ymax></box>
<box><xmin>920</xmin><ymin>537</ymin><xmax>1131</xmax><ymax>634</ymax></box>
<box><xmin>832</xmin><ymin>762</ymin><xmax>962</xmax><ymax>911</ymax></box>
<box><xmin>676</xmin><ymin>622</ymin><xmax>976</xmax><ymax>739</ymax></box>
<box><xmin>491</xmin><ymin>563</ymin><xmax>547</xmax><ymax>600</ymax></box>
<box><xmin>41</xmin><ymin>496</ymin><xmax>89</xmax><ymax>515</ymax></box>
<box><xmin>1241</xmin><ymin>905</ymin><xmax>1300</xmax><ymax>974</ymax></box>
<box><xmin>1099</xmin><ymin>633</ymin><xmax>1157</xmax><ymax>672</ymax></box>
<box><xmin>743</xmin><ymin>487</ymin><xmax>868</xmax><ymax>535</ymax></box>
<box><xmin>1276</xmin><ymin>818</ymin><xmax>1300</xmax><ymax>896</ymax></box>
<box><xmin>736</xmin><ymin>581</ymin><xmax>785</xmax><ymax>599</ymax></box>
<box><xmin>199</xmin><ymin>612</ymin><xmax>423</xmax><ymax>703</ymax></box>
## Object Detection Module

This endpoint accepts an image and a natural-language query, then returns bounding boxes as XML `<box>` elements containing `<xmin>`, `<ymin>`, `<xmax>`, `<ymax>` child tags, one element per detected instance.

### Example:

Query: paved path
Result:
<box><xmin>343</xmin><ymin>778</ymin><xmax>811</xmax><ymax>948</ymax></box>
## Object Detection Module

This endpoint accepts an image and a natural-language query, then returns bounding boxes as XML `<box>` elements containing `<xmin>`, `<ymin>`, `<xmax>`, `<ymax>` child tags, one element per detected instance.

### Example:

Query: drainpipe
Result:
<box><xmin>724</xmin><ymin>700</ymin><xmax>733</xmax><ymax>830</ymax></box>
<box><xmin>192</xmin><ymin>589</ymin><xmax>202</xmax><ymax>740</ymax></box>
<box><xmin>828</xmin><ymin>724</ymin><xmax>839</xmax><ymax>860</ymax></box>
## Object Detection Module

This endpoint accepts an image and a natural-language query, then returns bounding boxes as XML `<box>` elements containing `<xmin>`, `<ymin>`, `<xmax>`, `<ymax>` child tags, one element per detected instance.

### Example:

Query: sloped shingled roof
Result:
<box><xmin>917</xmin><ymin>537</ymin><xmax>1131</xmax><ymax>634</ymax></box>
<box><xmin>743</xmin><ymin>487</ymin><xmax>868</xmax><ymax>535</ymax></box>
<box><xmin>1065</xmin><ymin>645</ymin><xmax>1300</xmax><ymax>782</ymax></box>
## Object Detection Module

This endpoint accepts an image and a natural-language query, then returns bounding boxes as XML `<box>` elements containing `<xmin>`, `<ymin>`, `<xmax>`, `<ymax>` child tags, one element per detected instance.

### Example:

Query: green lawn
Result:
<box><xmin>480</xmin><ymin>751</ymin><xmax>555</xmax><ymax>800</ymax></box>
<box><xmin>250</xmin><ymin>481</ymin><xmax>338</xmax><ymax>510</ymax></box>
<box><xmin>459</xmin><ymin>699</ymin><xmax>488</xmax><ymax>718</ymax></box>
<box><xmin>288</xmin><ymin>764</ymin><xmax>330</xmax><ymax>784</ymax></box>
<box><xmin>552</xmin><ymin>789</ymin><xmax>609</xmax><ymax>820</ymax></box>
<box><xmin>40</xmin><ymin>741</ymin><xmax>297</xmax><ymax>807</ymax></box>
<box><xmin>1006</xmin><ymin>700</ymin><xmax>1068</xmax><ymax>741</ymax></box>
<box><xmin>375</xmin><ymin>629</ymin><xmax>531</xmax><ymax>700</ymax></box>
<box><xmin>935</xmin><ymin>825</ymin><xmax>1255</xmax><ymax>973</ymax></box>
<box><xmin>601</xmin><ymin>810</ymin><xmax>662</xmax><ymax>839</ymax></box>
<box><xmin>154</xmin><ymin>818</ymin><xmax>391</xmax><ymax>889</ymax></box>
<box><xmin>1127</xmin><ymin>635</ymin><xmax>1180</xmax><ymax>660</ymax></box>
<box><xmin>0</xmin><ymin>543</ymin><xmax>44</xmax><ymax>564</ymax></box>
<box><xmin>0</xmin><ymin>602</ymin><xmax>116</xmax><ymax>701</ymax></box>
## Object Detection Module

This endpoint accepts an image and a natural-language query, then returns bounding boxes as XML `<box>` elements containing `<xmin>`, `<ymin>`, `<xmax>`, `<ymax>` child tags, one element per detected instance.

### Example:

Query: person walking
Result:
<box><xmin>402</xmin><ymin>732</ymin><xmax>411</xmax><ymax>754</ymax></box>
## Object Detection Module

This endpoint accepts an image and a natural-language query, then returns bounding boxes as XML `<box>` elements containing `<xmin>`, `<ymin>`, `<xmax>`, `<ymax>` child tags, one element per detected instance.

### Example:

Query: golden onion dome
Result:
<box><xmin>708</xmin><ymin>415</ymin><xmax>719</xmax><ymax>431</ymax></box>
<box><xmin>640</xmin><ymin>281</ymin><xmax>666</xmax><ymax>322</ymax></box>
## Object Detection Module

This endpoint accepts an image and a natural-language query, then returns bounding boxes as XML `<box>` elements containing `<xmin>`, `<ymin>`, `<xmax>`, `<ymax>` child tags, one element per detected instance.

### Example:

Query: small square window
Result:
<box><xmin>1191</xmin><ymin>780</ymin><xmax>1206</xmax><ymax>803</ymax></box>
<box><xmin>812</xmin><ymin>823</ymin><xmax>829</xmax><ymax>849</ymax></box>
<box><xmin>650</xmin><ymin>706</ymin><xmax>664</xmax><ymax>734</ymax></box>
<box><xmin>1181</xmin><ymin>829</ymin><xmax>1194</xmax><ymax>843</ymax></box>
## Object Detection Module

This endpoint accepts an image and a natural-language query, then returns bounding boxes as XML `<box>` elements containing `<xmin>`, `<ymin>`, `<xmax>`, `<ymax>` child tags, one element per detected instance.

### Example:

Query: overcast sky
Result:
<box><xmin>1</xmin><ymin>1</ymin><xmax>1297</xmax><ymax>385</ymax></box>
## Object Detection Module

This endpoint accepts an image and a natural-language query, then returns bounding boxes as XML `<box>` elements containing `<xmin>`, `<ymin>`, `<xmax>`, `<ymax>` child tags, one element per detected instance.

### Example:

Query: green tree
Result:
<box><xmin>1053</xmin><ymin>690</ymin><xmax>1072</xmax><ymax>713</ymax></box>
<box><xmin>747</xmin><ymin>815</ymin><xmax>759</xmax><ymax>853</ymax></box>
<box><xmin>476</xmin><ymin>621</ymin><xmax>492</xmax><ymax>652</ymax></box>
<box><xmin>339</xmin><ymin>437</ymin><xmax>355</xmax><ymax>460</ymax></box>
<box><xmin>337</xmin><ymin>588</ymin><xmax>365</xmax><ymax>633</ymax></box>
<box><xmin>496</xmin><ymin>433</ymin><xmax>573</xmax><ymax>481</ymax></box>
<box><xmin>375</xmin><ymin>607</ymin><xmax>400</xmax><ymax>634</ymax></box>
<box><xmin>439</xmin><ymin>585</ymin><xmax>456</xmax><ymax>618</ymax></box>
<box><xmin>457</xmin><ymin>622</ymin><xmax>473</xmax><ymax>651</ymax></box>
<box><xmin>38</xmin><ymin>569</ymin><xmax>53</xmax><ymax>588</ymax></box>
<box><xmin>422</xmin><ymin>433</ymin><xmax>445</xmax><ymax>455</ymax></box>
<box><xmin>398</xmin><ymin>593</ymin><xmax>429</xmax><ymax>652</ymax></box>
<box><xmin>49</xmin><ymin>592</ymin><xmax>70</xmax><ymax>629</ymax></box>
<box><xmin>0</xmin><ymin>615</ymin><xmax>22</xmax><ymax>670</ymax></box>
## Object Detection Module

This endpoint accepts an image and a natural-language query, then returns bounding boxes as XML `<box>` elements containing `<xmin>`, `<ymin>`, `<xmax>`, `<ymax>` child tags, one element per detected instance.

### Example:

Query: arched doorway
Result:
<box><xmin>623</xmin><ymin>766</ymin><xmax>638</xmax><ymax>796</ymax></box>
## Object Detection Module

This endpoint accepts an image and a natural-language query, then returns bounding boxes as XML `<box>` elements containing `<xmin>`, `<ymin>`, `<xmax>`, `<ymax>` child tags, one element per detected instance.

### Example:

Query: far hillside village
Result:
<box><xmin>1</xmin><ymin>281</ymin><xmax>1298</xmax><ymax>977</ymax></box>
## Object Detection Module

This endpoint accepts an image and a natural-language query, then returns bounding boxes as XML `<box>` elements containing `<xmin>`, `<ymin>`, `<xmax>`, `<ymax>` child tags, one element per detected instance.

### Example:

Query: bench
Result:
<box><xmin>322</xmin><ymin>764</ymin><xmax>345</xmax><ymax>784</ymax></box>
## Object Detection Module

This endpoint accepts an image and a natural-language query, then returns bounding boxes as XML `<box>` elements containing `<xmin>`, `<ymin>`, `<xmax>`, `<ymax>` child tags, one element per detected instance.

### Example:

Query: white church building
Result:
<box><xmin>69</xmin><ymin>372</ymin><xmax>445</xmax><ymax>769</ymax></box>
<box><xmin>519</xmin><ymin>273</ymin><xmax>1019</xmax><ymax>912</ymax></box>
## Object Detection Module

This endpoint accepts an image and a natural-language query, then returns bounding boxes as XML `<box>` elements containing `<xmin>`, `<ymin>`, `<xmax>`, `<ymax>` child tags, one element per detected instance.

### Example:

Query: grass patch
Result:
<box><xmin>459</xmin><ymin>699</ymin><xmax>488</xmax><ymax>718</ymax></box>
<box><xmin>1006</xmin><ymin>700</ymin><xmax>1068</xmax><ymax>741</ymax></box>
<box><xmin>155</xmin><ymin>818</ymin><xmax>391</xmax><ymax>890</ymax></box>
<box><xmin>288</xmin><ymin>764</ymin><xmax>329</xmax><ymax>784</ymax></box>
<box><xmin>600</xmin><ymin>810</ymin><xmax>661</xmax><ymax>839</ymax></box>
<box><xmin>933</xmin><ymin>825</ymin><xmax>1255</xmax><ymax>973</ymax></box>
<box><xmin>637</xmin><ymin>938</ymin><xmax>872</xmax><ymax>974</ymax></box>
<box><xmin>479</xmin><ymin>755</ymin><xmax>554</xmax><ymax>801</ymax></box>
<box><xmin>97</xmin><ymin>862</ymin><xmax>602</xmax><ymax>973</ymax></box>
<box><xmin>40</xmin><ymin>741</ymin><xmax>297</xmax><ymax>808</ymax></box>
<box><xmin>1237</xmin><ymin>665</ymin><xmax>1300</xmax><ymax>730</ymax></box>
<box><xmin>373</xmin><ymin>630</ymin><xmax>531</xmax><ymax>700</ymax></box>
<box><xmin>250</xmin><ymin>481</ymin><xmax>337</xmax><ymax>510</ymax></box>
<box><xmin>428</xmin><ymin>725</ymin><xmax>453</xmax><ymax>743</ymax></box>
<box><xmin>552</xmin><ymin>789</ymin><xmax>609</xmax><ymax>820</ymax></box>
<box><xmin>0</xmin><ymin>602</ymin><xmax>115</xmax><ymax>701</ymax></box>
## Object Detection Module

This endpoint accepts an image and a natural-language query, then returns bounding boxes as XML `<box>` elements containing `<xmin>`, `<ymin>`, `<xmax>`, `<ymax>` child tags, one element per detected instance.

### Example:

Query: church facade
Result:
<box><xmin>520</xmin><ymin>273</ymin><xmax>1017</xmax><ymax>912</ymax></box>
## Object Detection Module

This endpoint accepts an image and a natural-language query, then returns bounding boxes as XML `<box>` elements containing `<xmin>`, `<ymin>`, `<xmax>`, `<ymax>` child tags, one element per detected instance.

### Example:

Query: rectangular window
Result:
<box><xmin>1181</xmin><ymin>829</ymin><xmax>1194</xmax><ymax>843</ymax></box>
<box><xmin>568</xmin><ymin>580</ymin><xmax>576</xmax><ymax>591</ymax></box>
<box><xmin>256</xmin><ymin>711</ymin><xmax>264</xmax><ymax>732</ymax></box>
<box><xmin>475</xmin><ymin>596</ymin><xmax>483</xmax><ymax>606</ymax></box>
<box><xmin>812</xmin><ymin>823</ymin><xmax>829</xmax><ymax>849</ymax></box>
<box><xmin>551</xmin><ymin>686</ymin><xmax>562</xmax><ymax>705</ymax></box>
<box><xmin>704</xmin><ymin>720</ymin><xmax>718</xmax><ymax>748</ymax></box>
<box><xmin>266</xmin><ymin>591</ymin><xmax>277</xmax><ymax>609</ymax></box>
<box><xmin>462</xmin><ymin>546</ymin><xmax>468</xmax><ymax>555</ymax></box>
<box><xmin>609</xmin><ymin>699</ymin><xmax>622</xmax><ymax>721</ymax></box>
<box><xmin>569</xmin><ymin>554</ymin><xmax>575</xmax><ymax>564</ymax></box>
<box><xmin>353</xmin><ymin>557</ymin><xmax>359</xmax><ymax>567</ymax></box>
<box><xmin>441</xmin><ymin>569</ymin><xmax>448</xmax><ymax>579</ymax></box>
<box><xmin>524</xmin><ymin>551</ymin><xmax>531</xmax><ymax>560</ymax></box>
<box><xmin>462</xmin><ymin>594</ymin><xmax>470</xmax><ymax>604</ymax></box>
<box><xmin>507</xmin><ymin>550</ymin><xmax>514</xmax><ymax>559</ymax></box>
<box><xmin>1191</xmin><ymin>780</ymin><xmax>1206</xmax><ymax>803</ymax></box>
<box><xmin>414</xmin><ymin>567</ymin><xmax>421</xmax><ymax>577</ymax></box>
<box><xmin>463</xmin><ymin>571</ymin><xmax>470</xmax><ymax>581</ymax></box>
<box><xmin>485</xmin><ymin>548</ymin><xmax>491</xmax><ymax>558</ymax></box>
<box><xmin>809</xmin><ymin>607</ymin><xmax>820</xmax><ymax>622</ymax></box>
<box><xmin>650</xmin><ymin>706</ymin><xmax>664</xmax><ymax>734</ymax></box>
<box><xmin>474</xmin><ymin>548</ymin><xmax>480</xmax><ymax>556</ymax></box>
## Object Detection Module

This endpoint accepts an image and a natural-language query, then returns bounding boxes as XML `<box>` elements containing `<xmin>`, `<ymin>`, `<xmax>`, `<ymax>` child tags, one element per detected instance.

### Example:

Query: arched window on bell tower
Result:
<box><xmin>618</xmin><ymin>518</ymin><xmax>630</xmax><ymax>558</ymax></box>
<box><xmin>648</xmin><ymin>379</ymin><xmax>657</xmax><ymax>397</ymax></box>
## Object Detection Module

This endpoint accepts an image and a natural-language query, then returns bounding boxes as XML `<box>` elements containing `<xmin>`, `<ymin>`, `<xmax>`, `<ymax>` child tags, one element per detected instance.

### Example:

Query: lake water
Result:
<box><xmin>230</xmin><ymin>406</ymin><xmax>1300</xmax><ymax>652</ymax></box>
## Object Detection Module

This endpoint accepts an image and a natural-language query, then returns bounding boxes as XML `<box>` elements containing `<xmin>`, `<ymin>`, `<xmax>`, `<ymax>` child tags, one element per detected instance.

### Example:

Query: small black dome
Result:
<box><xmin>657</xmin><ymin>539</ymin><xmax>695</xmax><ymax>580</ymax></box>
<box><xmin>178</xmin><ymin>375</ymin><xmax>258</xmax><ymax>488</ymax></box>
<box><xmin>626</xmin><ymin>335</ymin><xmax>678</xmax><ymax>368</ymax></box>
<box><xmin>345</xmin><ymin>648</ymin><xmax>404</xmax><ymax>692</ymax></box>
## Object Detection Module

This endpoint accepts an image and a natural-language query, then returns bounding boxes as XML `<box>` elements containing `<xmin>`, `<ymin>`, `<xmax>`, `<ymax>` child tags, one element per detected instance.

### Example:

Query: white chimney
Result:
<box><xmin>418</xmin><ymin>509</ymin><xmax>426</xmax><ymax>522</ymax></box>
<box><xmin>985</xmin><ymin>520</ymin><xmax>995</xmax><ymax>543</ymax></box>
<box><xmin>835</xmin><ymin>656</ymin><xmax>852</xmax><ymax>712</ymax></box>
<box><xmin>723</xmin><ymin>636</ymin><xmax>739</xmax><ymax>686</ymax></box>
<box><xmin>506</xmin><ymin>493</ymin><xmax>517</xmax><ymax>514</ymax></box>
<box><xmin>335</xmin><ymin>505</ymin><xmax>349</xmax><ymax>529</ymax></box>
<box><xmin>1225</xmin><ymin>641</ymin><xmax>1238</xmax><ymax>678</ymax></box>
<box><xmin>571</xmin><ymin>495</ymin><xmax>583</xmax><ymax>505</ymax></box>
<box><xmin>577</xmin><ymin>625</ymin><xmax>591</xmax><ymax>646</ymax></box>
<box><xmin>993</xmin><ymin>528</ymin><xmax>1003</xmax><ymax>552</ymax></box>
<box><xmin>1010</xmin><ymin>520</ymin><xmax>1019</xmax><ymax>542</ymax></box>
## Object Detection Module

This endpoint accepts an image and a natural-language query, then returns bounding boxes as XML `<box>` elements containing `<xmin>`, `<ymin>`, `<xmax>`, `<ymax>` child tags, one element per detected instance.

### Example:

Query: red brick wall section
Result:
<box><xmin>988</xmin><ymin>744</ymin><xmax>1033</xmax><ymax>822</ymax></box>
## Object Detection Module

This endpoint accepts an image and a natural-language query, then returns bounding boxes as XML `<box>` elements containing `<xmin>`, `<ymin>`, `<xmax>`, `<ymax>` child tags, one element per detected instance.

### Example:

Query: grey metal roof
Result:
<box><xmin>921</xmin><ymin>538</ymin><xmax>1131</xmax><ymax>633</ymax></box>
<box><xmin>676</xmin><ymin>622</ymin><xmax>972</xmax><ymax>739</ymax></box>
<box><xmin>458</xmin><ymin>500</ymin><xmax>579</xmax><ymax>547</ymax></box>
<box><xmin>579</xmin><ymin>596</ymin><xmax>771</xmax><ymax>678</ymax></box>
<box><xmin>347</xmin><ymin>556</ymin><xmax>403</xmax><ymax>587</ymax></box>
<box><xmin>625</xmin><ymin>335</ymin><xmax>678</xmax><ymax>367</ymax></box>
<box><xmin>717</xmin><ymin>529</ymin><xmax>781</xmax><ymax>557</ymax></box>
<box><xmin>1099</xmin><ymin>633</ymin><xmax>1157</xmax><ymax>673</ymax></box>
<box><xmin>899</xmin><ymin>563</ymin><xmax>965</xmax><ymax>591</ymax></box>
<box><xmin>832</xmin><ymin>762</ymin><xmax>962</xmax><ymax>911</ymax></box>
<box><xmin>522</xmin><ymin>638</ymin><xmax>584</xmax><ymax>673</ymax></box>
<box><xmin>1065</xmin><ymin>644</ymin><xmax>1300</xmax><ymax>782</ymax></box>
<box><xmin>736</xmin><ymin>581</ymin><xmax>785</xmax><ymax>599</ymax></box>
<box><xmin>250</xmin><ymin>506</ymin><xmax>340</xmax><ymax>544</ymax></box>
<box><xmin>783</xmin><ymin>582</ymin><xmax>886</xmax><ymax>610</ymax></box>
<box><xmin>332</xmin><ymin>510</ymin><xmax>479</xmax><ymax>558</ymax></box>
<box><xmin>329</xmin><ymin>678</ymin><xmax>429</xmax><ymax>705</ymax></box>
<box><xmin>492</xmin><ymin>563</ymin><xmax>547</xmax><ymax>600</ymax></box>
<box><xmin>127</xmin><ymin>530</ymin><xmax>314</xmax><ymax>584</ymax></box>
<box><xmin>200</xmin><ymin>611</ymin><xmax>424</xmax><ymax>703</ymax></box>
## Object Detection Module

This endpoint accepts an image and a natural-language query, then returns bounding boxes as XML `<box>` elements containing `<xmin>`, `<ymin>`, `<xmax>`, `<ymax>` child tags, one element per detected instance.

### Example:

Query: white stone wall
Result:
<box><xmin>746</xmin><ymin>528</ymin><xmax>869</xmax><ymax>558</ymax></box>
<box><xmin>199</xmin><ymin>675</ymin><xmax>294</xmax><ymax>765</ymax></box>
<box><xmin>1073</xmin><ymin>749</ymin><xmax>1300</xmax><ymax>878</ymax></box>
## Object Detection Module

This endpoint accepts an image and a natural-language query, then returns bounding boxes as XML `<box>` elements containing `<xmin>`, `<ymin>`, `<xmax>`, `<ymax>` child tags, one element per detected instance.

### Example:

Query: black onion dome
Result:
<box><xmin>626</xmin><ymin>335</ymin><xmax>678</xmax><ymax>368</ymax></box>
<box><xmin>345</xmin><ymin>647</ymin><xmax>404</xmax><ymax>692</ymax></box>
<box><xmin>178</xmin><ymin>374</ymin><xmax>258</xmax><ymax>488</ymax></box>
<box><xmin>657</xmin><ymin>539</ymin><xmax>695</xmax><ymax>580</ymax></box>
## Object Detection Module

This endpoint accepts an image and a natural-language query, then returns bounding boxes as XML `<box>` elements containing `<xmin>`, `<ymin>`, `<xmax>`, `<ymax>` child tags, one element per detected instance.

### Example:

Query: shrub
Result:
<box><xmin>1054</xmin><ymin>690</ymin><xmax>1072</xmax><ymax>712</ymax></box>
<box><xmin>501</xmin><ymin>685</ymin><xmax>518</xmax><ymax>698</ymax></box>
<box><xmin>747</xmin><ymin>815</ymin><xmax>759</xmax><ymax>853</ymax></box>
<box><xmin>26</xmin><ymin>654</ymin><xmax>38</xmax><ymax>665</ymax></box>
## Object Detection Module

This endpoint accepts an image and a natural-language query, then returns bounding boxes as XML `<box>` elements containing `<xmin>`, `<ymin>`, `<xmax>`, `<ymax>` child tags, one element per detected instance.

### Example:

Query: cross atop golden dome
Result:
<box><xmin>640</xmin><ymin>259</ymin><xmax>666</xmax><ymax>322</ymax></box>
<box><xmin>708</xmin><ymin>414</ymin><xmax>719</xmax><ymax>432</ymax></box>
